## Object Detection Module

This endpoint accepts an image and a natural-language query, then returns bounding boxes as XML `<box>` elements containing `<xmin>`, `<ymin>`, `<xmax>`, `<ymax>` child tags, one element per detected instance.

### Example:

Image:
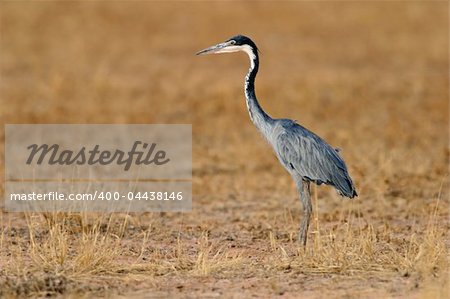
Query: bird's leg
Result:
<box><xmin>296</xmin><ymin>180</ymin><xmax>312</xmax><ymax>246</ymax></box>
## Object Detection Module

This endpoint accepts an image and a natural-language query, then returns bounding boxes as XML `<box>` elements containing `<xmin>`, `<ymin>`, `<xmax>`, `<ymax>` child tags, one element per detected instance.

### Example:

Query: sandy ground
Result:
<box><xmin>0</xmin><ymin>2</ymin><xmax>449</xmax><ymax>298</ymax></box>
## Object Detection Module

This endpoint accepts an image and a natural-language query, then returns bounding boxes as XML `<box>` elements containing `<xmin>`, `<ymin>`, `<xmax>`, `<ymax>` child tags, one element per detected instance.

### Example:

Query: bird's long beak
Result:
<box><xmin>196</xmin><ymin>41</ymin><xmax>234</xmax><ymax>55</ymax></box>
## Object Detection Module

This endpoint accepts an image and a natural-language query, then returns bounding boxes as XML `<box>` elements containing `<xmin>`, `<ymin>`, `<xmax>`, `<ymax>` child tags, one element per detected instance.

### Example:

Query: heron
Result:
<box><xmin>196</xmin><ymin>35</ymin><xmax>357</xmax><ymax>246</ymax></box>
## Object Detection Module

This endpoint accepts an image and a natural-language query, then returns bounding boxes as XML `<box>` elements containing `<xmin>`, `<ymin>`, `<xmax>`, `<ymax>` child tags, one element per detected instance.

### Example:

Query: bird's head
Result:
<box><xmin>196</xmin><ymin>35</ymin><xmax>258</xmax><ymax>57</ymax></box>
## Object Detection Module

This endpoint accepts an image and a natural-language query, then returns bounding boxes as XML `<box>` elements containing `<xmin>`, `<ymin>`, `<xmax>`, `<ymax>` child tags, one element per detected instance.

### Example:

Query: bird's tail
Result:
<box><xmin>336</xmin><ymin>176</ymin><xmax>357</xmax><ymax>199</ymax></box>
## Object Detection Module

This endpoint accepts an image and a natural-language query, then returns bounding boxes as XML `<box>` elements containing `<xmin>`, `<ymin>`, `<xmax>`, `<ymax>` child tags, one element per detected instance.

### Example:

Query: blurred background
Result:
<box><xmin>1</xmin><ymin>1</ymin><xmax>447</xmax><ymax>200</ymax></box>
<box><xmin>0</xmin><ymin>1</ymin><xmax>448</xmax><ymax>297</ymax></box>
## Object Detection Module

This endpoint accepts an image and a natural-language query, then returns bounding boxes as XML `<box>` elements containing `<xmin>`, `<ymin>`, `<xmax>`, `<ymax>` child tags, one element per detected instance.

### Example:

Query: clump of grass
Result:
<box><xmin>1</xmin><ymin>212</ymin><xmax>126</xmax><ymax>279</ymax></box>
<box><xmin>27</xmin><ymin>212</ymin><xmax>124</xmax><ymax>276</ymax></box>
<box><xmin>0</xmin><ymin>212</ymin><xmax>129</xmax><ymax>297</ymax></box>
<box><xmin>390</xmin><ymin>194</ymin><xmax>447</xmax><ymax>278</ymax></box>
<box><xmin>267</xmin><ymin>195</ymin><xmax>447</xmax><ymax>280</ymax></box>
<box><xmin>192</xmin><ymin>232</ymin><xmax>243</xmax><ymax>277</ymax></box>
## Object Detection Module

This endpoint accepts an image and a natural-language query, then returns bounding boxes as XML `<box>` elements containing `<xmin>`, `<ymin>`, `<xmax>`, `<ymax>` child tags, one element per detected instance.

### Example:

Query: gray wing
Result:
<box><xmin>274</xmin><ymin>120</ymin><xmax>357</xmax><ymax>198</ymax></box>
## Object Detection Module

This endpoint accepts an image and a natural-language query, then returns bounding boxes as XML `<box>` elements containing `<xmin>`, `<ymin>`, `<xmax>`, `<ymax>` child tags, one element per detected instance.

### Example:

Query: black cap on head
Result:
<box><xmin>226</xmin><ymin>35</ymin><xmax>259</xmax><ymax>52</ymax></box>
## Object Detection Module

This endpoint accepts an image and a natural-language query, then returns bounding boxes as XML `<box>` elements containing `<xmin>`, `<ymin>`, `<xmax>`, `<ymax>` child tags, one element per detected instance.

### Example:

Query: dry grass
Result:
<box><xmin>0</xmin><ymin>1</ymin><xmax>449</xmax><ymax>298</ymax></box>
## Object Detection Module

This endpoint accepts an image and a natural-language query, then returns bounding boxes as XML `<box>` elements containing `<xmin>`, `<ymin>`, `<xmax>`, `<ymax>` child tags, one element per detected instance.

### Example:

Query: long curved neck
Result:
<box><xmin>244</xmin><ymin>47</ymin><xmax>273</xmax><ymax>134</ymax></box>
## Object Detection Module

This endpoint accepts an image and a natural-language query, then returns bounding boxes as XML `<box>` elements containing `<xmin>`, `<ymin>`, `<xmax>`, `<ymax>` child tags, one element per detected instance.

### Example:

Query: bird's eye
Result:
<box><xmin>230</xmin><ymin>40</ymin><xmax>236</xmax><ymax>45</ymax></box>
